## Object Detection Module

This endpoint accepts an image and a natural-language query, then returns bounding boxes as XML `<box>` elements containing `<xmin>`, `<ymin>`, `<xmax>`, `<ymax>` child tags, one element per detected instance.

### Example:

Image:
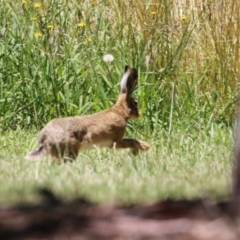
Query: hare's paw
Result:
<box><xmin>131</xmin><ymin>140</ymin><xmax>150</xmax><ymax>155</ymax></box>
<box><xmin>138</xmin><ymin>140</ymin><xmax>150</xmax><ymax>151</ymax></box>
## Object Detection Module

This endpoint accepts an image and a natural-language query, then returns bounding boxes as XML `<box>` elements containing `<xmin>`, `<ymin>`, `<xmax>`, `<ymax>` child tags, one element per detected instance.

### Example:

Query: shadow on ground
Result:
<box><xmin>0</xmin><ymin>188</ymin><xmax>239</xmax><ymax>240</ymax></box>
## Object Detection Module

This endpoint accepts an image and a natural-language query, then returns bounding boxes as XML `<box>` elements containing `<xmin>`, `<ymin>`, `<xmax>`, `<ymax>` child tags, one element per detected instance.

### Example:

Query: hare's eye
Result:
<box><xmin>133</xmin><ymin>100</ymin><xmax>138</xmax><ymax>106</ymax></box>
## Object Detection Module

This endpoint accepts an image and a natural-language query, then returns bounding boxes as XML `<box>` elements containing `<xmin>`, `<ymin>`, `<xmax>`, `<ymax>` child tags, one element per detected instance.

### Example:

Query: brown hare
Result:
<box><xmin>26</xmin><ymin>66</ymin><xmax>150</xmax><ymax>161</ymax></box>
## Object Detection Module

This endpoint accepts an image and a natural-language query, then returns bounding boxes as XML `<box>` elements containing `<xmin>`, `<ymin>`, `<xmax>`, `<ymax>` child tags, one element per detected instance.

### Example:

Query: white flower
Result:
<box><xmin>103</xmin><ymin>54</ymin><xmax>114</xmax><ymax>63</ymax></box>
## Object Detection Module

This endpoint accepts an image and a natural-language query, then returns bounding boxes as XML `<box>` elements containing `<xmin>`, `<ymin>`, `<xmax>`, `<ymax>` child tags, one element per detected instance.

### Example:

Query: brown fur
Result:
<box><xmin>26</xmin><ymin>66</ymin><xmax>150</xmax><ymax>161</ymax></box>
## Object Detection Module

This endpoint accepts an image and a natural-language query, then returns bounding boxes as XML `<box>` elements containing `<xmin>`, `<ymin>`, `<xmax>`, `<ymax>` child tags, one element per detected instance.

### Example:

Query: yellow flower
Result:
<box><xmin>31</xmin><ymin>17</ymin><xmax>38</xmax><ymax>21</ymax></box>
<box><xmin>47</xmin><ymin>25</ymin><xmax>54</xmax><ymax>29</ymax></box>
<box><xmin>22</xmin><ymin>0</ymin><xmax>27</xmax><ymax>4</ymax></box>
<box><xmin>151</xmin><ymin>11</ymin><xmax>157</xmax><ymax>15</ymax></box>
<box><xmin>34</xmin><ymin>3</ymin><xmax>41</xmax><ymax>8</ymax></box>
<box><xmin>85</xmin><ymin>37</ymin><xmax>92</xmax><ymax>42</ymax></box>
<box><xmin>181</xmin><ymin>15</ymin><xmax>187</xmax><ymax>21</ymax></box>
<box><xmin>35</xmin><ymin>32</ymin><xmax>43</xmax><ymax>37</ymax></box>
<box><xmin>78</xmin><ymin>22</ymin><xmax>86</xmax><ymax>27</ymax></box>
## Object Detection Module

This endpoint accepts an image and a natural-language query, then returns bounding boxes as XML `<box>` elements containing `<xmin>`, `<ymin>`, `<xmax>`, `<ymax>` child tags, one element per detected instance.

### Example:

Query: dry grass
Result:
<box><xmin>0</xmin><ymin>0</ymin><xmax>238</xmax><ymax>205</ymax></box>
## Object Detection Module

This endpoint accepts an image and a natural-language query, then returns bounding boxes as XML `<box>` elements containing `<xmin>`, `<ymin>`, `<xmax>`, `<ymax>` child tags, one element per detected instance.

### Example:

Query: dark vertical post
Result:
<box><xmin>232</xmin><ymin>112</ymin><xmax>240</xmax><ymax>216</ymax></box>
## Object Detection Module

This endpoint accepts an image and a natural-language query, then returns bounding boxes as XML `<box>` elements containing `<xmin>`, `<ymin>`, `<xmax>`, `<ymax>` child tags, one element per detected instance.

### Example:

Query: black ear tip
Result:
<box><xmin>124</xmin><ymin>65</ymin><xmax>129</xmax><ymax>72</ymax></box>
<box><xmin>132</xmin><ymin>68</ymin><xmax>138</xmax><ymax>79</ymax></box>
<box><xmin>124</xmin><ymin>65</ymin><xmax>138</xmax><ymax>79</ymax></box>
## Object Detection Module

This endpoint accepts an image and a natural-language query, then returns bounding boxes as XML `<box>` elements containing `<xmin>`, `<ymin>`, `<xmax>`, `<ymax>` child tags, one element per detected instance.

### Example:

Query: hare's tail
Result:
<box><xmin>25</xmin><ymin>146</ymin><xmax>44</xmax><ymax>160</ymax></box>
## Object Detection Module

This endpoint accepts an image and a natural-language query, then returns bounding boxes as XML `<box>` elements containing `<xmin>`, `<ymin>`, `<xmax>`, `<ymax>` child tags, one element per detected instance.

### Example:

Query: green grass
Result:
<box><xmin>0</xmin><ymin>0</ymin><xmax>239</xmax><ymax>205</ymax></box>
<box><xmin>0</xmin><ymin>0</ymin><xmax>239</xmax><ymax>130</ymax></box>
<box><xmin>0</xmin><ymin>125</ymin><xmax>233</xmax><ymax>205</ymax></box>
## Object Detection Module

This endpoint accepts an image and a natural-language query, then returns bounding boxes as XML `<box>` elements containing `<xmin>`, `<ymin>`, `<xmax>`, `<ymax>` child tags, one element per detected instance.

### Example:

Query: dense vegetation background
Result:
<box><xmin>1</xmin><ymin>0</ymin><xmax>239</xmax><ymax>132</ymax></box>
<box><xmin>0</xmin><ymin>0</ymin><xmax>239</xmax><ymax>204</ymax></box>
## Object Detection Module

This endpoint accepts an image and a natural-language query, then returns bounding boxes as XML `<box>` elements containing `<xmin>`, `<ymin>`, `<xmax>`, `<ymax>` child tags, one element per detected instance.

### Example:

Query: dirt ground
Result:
<box><xmin>0</xmin><ymin>188</ymin><xmax>239</xmax><ymax>240</ymax></box>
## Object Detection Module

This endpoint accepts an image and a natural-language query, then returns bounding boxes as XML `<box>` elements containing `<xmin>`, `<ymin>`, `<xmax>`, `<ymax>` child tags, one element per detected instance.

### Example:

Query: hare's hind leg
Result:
<box><xmin>45</xmin><ymin>143</ymin><xmax>64</xmax><ymax>161</ymax></box>
<box><xmin>115</xmin><ymin>139</ymin><xmax>150</xmax><ymax>155</ymax></box>
<box><xmin>45</xmin><ymin>139</ymin><xmax>79</xmax><ymax>162</ymax></box>
<box><xmin>63</xmin><ymin>138</ymin><xmax>80</xmax><ymax>162</ymax></box>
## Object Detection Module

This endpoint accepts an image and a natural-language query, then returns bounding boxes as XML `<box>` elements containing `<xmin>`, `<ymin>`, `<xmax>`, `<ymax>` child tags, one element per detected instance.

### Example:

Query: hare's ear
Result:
<box><xmin>120</xmin><ymin>65</ymin><xmax>138</xmax><ymax>95</ymax></box>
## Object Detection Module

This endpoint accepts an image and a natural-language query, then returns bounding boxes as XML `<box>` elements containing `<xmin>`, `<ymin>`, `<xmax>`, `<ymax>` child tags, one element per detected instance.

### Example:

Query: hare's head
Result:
<box><xmin>128</xmin><ymin>97</ymin><xmax>140</xmax><ymax>119</ymax></box>
<box><xmin>116</xmin><ymin>66</ymin><xmax>140</xmax><ymax>119</ymax></box>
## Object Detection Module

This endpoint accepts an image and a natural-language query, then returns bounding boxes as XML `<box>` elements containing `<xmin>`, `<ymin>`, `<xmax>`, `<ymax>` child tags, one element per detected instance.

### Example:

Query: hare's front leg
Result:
<box><xmin>115</xmin><ymin>139</ymin><xmax>150</xmax><ymax>155</ymax></box>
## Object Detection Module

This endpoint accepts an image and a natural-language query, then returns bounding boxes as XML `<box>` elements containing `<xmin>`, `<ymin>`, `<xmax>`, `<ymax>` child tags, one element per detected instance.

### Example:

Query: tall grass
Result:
<box><xmin>0</xmin><ymin>0</ymin><xmax>238</xmax><ymax>204</ymax></box>
<box><xmin>0</xmin><ymin>0</ymin><xmax>239</xmax><ymax>133</ymax></box>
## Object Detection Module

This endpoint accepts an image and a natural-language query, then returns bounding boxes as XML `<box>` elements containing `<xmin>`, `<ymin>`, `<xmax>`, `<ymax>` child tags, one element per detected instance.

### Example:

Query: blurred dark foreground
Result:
<box><xmin>0</xmin><ymin>188</ymin><xmax>239</xmax><ymax>240</ymax></box>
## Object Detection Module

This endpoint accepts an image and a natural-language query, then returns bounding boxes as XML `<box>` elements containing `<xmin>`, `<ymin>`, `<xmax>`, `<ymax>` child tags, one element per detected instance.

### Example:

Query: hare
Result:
<box><xmin>26</xmin><ymin>66</ymin><xmax>150</xmax><ymax>161</ymax></box>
